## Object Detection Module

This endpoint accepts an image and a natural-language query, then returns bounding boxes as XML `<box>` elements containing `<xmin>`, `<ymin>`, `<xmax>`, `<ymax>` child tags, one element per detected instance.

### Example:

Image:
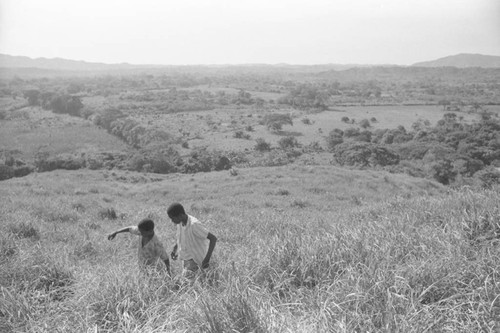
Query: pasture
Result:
<box><xmin>1</xmin><ymin>165</ymin><xmax>499</xmax><ymax>332</ymax></box>
<box><xmin>0</xmin><ymin>105</ymin><xmax>130</xmax><ymax>161</ymax></box>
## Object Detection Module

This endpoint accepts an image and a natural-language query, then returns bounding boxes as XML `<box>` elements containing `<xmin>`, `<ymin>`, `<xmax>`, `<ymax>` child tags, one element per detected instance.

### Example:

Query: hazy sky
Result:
<box><xmin>1</xmin><ymin>0</ymin><xmax>499</xmax><ymax>65</ymax></box>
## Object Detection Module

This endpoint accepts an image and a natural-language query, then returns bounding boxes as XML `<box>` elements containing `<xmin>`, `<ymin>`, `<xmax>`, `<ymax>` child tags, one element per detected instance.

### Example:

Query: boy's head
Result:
<box><xmin>138</xmin><ymin>218</ymin><xmax>155</xmax><ymax>236</ymax></box>
<box><xmin>167</xmin><ymin>203</ymin><xmax>187</xmax><ymax>224</ymax></box>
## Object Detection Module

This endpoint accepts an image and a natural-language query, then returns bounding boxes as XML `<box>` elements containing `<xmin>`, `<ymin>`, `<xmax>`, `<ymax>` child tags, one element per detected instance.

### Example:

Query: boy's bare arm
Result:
<box><xmin>171</xmin><ymin>243</ymin><xmax>178</xmax><ymax>260</ymax></box>
<box><xmin>202</xmin><ymin>232</ymin><xmax>217</xmax><ymax>268</ymax></box>
<box><xmin>107</xmin><ymin>227</ymin><xmax>133</xmax><ymax>240</ymax></box>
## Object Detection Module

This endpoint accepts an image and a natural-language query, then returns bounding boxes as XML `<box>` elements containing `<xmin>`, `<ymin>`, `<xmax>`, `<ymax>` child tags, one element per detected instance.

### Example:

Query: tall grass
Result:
<box><xmin>0</xmin><ymin>167</ymin><xmax>499</xmax><ymax>332</ymax></box>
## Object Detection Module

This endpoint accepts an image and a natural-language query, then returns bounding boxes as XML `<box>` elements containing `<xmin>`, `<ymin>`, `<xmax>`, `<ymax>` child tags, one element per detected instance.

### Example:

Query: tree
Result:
<box><xmin>333</xmin><ymin>142</ymin><xmax>399</xmax><ymax>167</ymax></box>
<box><xmin>359</xmin><ymin>119</ymin><xmax>371</xmax><ymax>129</ymax></box>
<box><xmin>438</xmin><ymin>100</ymin><xmax>451</xmax><ymax>111</ymax></box>
<box><xmin>23</xmin><ymin>89</ymin><xmax>40</xmax><ymax>106</ymax></box>
<box><xmin>50</xmin><ymin>94</ymin><xmax>84</xmax><ymax>116</ymax></box>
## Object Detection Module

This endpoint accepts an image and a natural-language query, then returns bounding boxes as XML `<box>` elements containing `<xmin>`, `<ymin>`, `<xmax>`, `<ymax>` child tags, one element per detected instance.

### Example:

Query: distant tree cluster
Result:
<box><xmin>23</xmin><ymin>89</ymin><xmax>84</xmax><ymax>116</ymax></box>
<box><xmin>328</xmin><ymin>112</ymin><xmax>500</xmax><ymax>186</ymax></box>
<box><xmin>278</xmin><ymin>83</ymin><xmax>332</xmax><ymax>110</ymax></box>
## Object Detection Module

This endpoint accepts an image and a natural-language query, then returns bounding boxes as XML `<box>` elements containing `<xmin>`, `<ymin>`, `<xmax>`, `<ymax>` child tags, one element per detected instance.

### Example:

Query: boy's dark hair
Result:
<box><xmin>167</xmin><ymin>203</ymin><xmax>185</xmax><ymax>218</ymax></box>
<box><xmin>138</xmin><ymin>218</ymin><xmax>155</xmax><ymax>231</ymax></box>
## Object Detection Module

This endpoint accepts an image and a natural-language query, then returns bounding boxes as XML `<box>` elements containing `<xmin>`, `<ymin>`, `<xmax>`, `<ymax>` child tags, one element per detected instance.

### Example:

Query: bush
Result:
<box><xmin>98</xmin><ymin>208</ymin><xmax>117</xmax><ymax>220</ymax></box>
<box><xmin>278</xmin><ymin>136</ymin><xmax>299</xmax><ymax>150</ymax></box>
<box><xmin>7</xmin><ymin>222</ymin><xmax>40</xmax><ymax>240</ymax></box>
<box><xmin>343</xmin><ymin>128</ymin><xmax>360</xmax><ymax>138</ymax></box>
<box><xmin>427</xmin><ymin>159</ymin><xmax>456</xmax><ymax>185</ymax></box>
<box><xmin>326</xmin><ymin>131</ymin><xmax>344</xmax><ymax>151</ymax></box>
<box><xmin>234</xmin><ymin>131</ymin><xmax>250</xmax><ymax>140</ymax></box>
<box><xmin>263</xmin><ymin>114</ymin><xmax>293</xmax><ymax>133</ymax></box>
<box><xmin>255</xmin><ymin>138</ymin><xmax>271</xmax><ymax>152</ymax></box>
<box><xmin>0</xmin><ymin>235</ymin><xmax>18</xmax><ymax>261</ymax></box>
<box><xmin>0</xmin><ymin>164</ymin><xmax>14</xmax><ymax>180</ymax></box>
<box><xmin>473</xmin><ymin>167</ymin><xmax>500</xmax><ymax>188</ymax></box>
<box><xmin>359</xmin><ymin>119</ymin><xmax>371</xmax><ymax>129</ymax></box>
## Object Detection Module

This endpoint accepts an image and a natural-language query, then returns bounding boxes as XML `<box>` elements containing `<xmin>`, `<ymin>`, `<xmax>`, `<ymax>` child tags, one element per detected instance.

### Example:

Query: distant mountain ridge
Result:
<box><xmin>0</xmin><ymin>54</ymin><xmax>150</xmax><ymax>71</ymax></box>
<box><xmin>1</xmin><ymin>53</ymin><xmax>500</xmax><ymax>73</ymax></box>
<box><xmin>412</xmin><ymin>53</ymin><xmax>500</xmax><ymax>68</ymax></box>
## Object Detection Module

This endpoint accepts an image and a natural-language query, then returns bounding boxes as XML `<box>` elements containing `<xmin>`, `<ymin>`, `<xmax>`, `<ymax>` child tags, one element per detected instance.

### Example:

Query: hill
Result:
<box><xmin>1</xmin><ymin>167</ymin><xmax>499</xmax><ymax>332</ymax></box>
<box><xmin>0</xmin><ymin>53</ymin><xmax>148</xmax><ymax>71</ymax></box>
<box><xmin>412</xmin><ymin>53</ymin><xmax>500</xmax><ymax>68</ymax></box>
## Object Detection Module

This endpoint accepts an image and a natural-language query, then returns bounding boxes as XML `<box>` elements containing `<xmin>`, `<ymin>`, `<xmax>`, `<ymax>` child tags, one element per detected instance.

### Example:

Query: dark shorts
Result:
<box><xmin>183</xmin><ymin>259</ymin><xmax>199</xmax><ymax>272</ymax></box>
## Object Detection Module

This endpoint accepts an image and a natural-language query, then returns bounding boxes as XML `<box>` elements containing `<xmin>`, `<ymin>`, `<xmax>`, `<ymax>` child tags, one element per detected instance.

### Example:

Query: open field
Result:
<box><xmin>1</xmin><ymin>166</ymin><xmax>499</xmax><ymax>332</ymax></box>
<box><xmin>0</xmin><ymin>105</ymin><xmax>130</xmax><ymax>160</ymax></box>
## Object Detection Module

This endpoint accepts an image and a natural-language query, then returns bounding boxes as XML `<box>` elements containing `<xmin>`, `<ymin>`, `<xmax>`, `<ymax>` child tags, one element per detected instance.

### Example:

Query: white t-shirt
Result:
<box><xmin>176</xmin><ymin>215</ymin><xmax>209</xmax><ymax>265</ymax></box>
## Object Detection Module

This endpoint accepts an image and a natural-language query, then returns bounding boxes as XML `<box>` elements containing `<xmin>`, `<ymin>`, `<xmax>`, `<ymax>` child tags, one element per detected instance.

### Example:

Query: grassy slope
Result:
<box><xmin>1</xmin><ymin>166</ymin><xmax>499</xmax><ymax>332</ymax></box>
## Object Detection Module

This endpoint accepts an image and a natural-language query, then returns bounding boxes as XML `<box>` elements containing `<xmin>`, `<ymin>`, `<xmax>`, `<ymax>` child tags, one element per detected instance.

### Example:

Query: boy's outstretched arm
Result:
<box><xmin>107</xmin><ymin>227</ymin><xmax>133</xmax><ymax>240</ymax></box>
<box><xmin>202</xmin><ymin>232</ymin><xmax>217</xmax><ymax>269</ymax></box>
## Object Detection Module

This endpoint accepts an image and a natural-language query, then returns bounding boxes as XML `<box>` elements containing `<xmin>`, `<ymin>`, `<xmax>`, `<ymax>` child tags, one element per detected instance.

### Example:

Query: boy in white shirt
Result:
<box><xmin>167</xmin><ymin>203</ymin><xmax>217</xmax><ymax>274</ymax></box>
<box><xmin>107</xmin><ymin>218</ymin><xmax>171</xmax><ymax>275</ymax></box>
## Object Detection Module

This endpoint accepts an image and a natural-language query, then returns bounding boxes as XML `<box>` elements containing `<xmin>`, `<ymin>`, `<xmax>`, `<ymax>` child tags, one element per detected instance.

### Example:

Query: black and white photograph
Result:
<box><xmin>1</xmin><ymin>0</ymin><xmax>500</xmax><ymax>332</ymax></box>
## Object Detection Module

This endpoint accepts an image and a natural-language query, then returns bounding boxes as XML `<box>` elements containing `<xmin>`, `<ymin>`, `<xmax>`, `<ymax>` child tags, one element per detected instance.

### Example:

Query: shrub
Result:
<box><xmin>276</xmin><ymin>189</ymin><xmax>290</xmax><ymax>196</ymax></box>
<box><xmin>98</xmin><ymin>208</ymin><xmax>117</xmax><ymax>220</ymax></box>
<box><xmin>7</xmin><ymin>222</ymin><xmax>40</xmax><ymax>240</ymax></box>
<box><xmin>278</xmin><ymin>136</ymin><xmax>299</xmax><ymax>150</ymax></box>
<box><xmin>359</xmin><ymin>119</ymin><xmax>371</xmax><ymax>129</ymax></box>
<box><xmin>0</xmin><ymin>164</ymin><xmax>14</xmax><ymax>180</ymax></box>
<box><xmin>343</xmin><ymin>128</ymin><xmax>360</xmax><ymax>138</ymax></box>
<box><xmin>255</xmin><ymin>138</ymin><xmax>271</xmax><ymax>152</ymax></box>
<box><xmin>263</xmin><ymin>114</ymin><xmax>293</xmax><ymax>133</ymax></box>
<box><xmin>473</xmin><ymin>167</ymin><xmax>500</xmax><ymax>188</ymax></box>
<box><xmin>427</xmin><ymin>159</ymin><xmax>456</xmax><ymax>185</ymax></box>
<box><xmin>234</xmin><ymin>131</ymin><xmax>250</xmax><ymax>140</ymax></box>
<box><xmin>326</xmin><ymin>131</ymin><xmax>344</xmax><ymax>151</ymax></box>
<box><xmin>0</xmin><ymin>235</ymin><xmax>17</xmax><ymax>261</ymax></box>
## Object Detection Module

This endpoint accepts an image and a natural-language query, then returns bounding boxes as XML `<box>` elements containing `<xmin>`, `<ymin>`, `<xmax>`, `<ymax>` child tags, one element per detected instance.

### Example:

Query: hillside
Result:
<box><xmin>1</xmin><ymin>167</ymin><xmax>499</xmax><ymax>332</ymax></box>
<box><xmin>412</xmin><ymin>53</ymin><xmax>500</xmax><ymax>68</ymax></box>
